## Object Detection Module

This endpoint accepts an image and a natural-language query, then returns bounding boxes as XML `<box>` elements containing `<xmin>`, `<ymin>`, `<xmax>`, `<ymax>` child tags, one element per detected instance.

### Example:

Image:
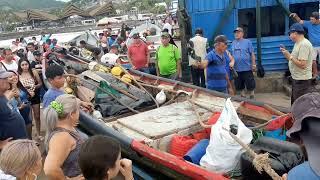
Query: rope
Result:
<box><xmin>116</xmin><ymin>64</ymin><xmax>159</xmax><ymax>108</ymax></box>
<box><xmin>223</xmin><ymin>128</ymin><xmax>281</xmax><ymax>180</ymax></box>
<box><xmin>188</xmin><ymin>99</ymin><xmax>212</xmax><ymax>129</ymax></box>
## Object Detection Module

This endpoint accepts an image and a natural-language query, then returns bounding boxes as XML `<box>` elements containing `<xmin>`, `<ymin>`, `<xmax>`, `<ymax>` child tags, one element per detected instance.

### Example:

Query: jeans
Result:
<box><xmin>161</xmin><ymin>73</ymin><xmax>178</xmax><ymax>80</ymax></box>
<box><xmin>191</xmin><ymin>66</ymin><xmax>206</xmax><ymax>88</ymax></box>
<box><xmin>138</xmin><ymin>67</ymin><xmax>150</xmax><ymax>74</ymax></box>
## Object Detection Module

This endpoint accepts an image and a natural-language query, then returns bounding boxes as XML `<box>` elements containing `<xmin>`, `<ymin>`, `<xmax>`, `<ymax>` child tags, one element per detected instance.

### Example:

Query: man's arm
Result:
<box><xmin>280</xmin><ymin>48</ymin><xmax>308</xmax><ymax>69</ymax></box>
<box><xmin>251</xmin><ymin>53</ymin><xmax>257</xmax><ymax>71</ymax></box>
<box><xmin>289</xmin><ymin>13</ymin><xmax>304</xmax><ymax>24</ymax></box>
<box><xmin>197</xmin><ymin>60</ymin><xmax>209</xmax><ymax>69</ymax></box>
<box><xmin>176</xmin><ymin>59</ymin><xmax>182</xmax><ymax>78</ymax></box>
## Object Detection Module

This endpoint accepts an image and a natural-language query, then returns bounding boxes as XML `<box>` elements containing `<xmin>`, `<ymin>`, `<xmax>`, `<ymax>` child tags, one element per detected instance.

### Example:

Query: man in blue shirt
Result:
<box><xmin>197</xmin><ymin>35</ymin><xmax>231</xmax><ymax>93</ymax></box>
<box><xmin>282</xmin><ymin>93</ymin><xmax>320</xmax><ymax>180</ymax></box>
<box><xmin>43</xmin><ymin>65</ymin><xmax>92</xmax><ymax>109</ymax></box>
<box><xmin>290</xmin><ymin>12</ymin><xmax>320</xmax><ymax>78</ymax></box>
<box><xmin>231</xmin><ymin>27</ymin><xmax>256</xmax><ymax>99</ymax></box>
<box><xmin>0</xmin><ymin>70</ymin><xmax>27</xmax><ymax>145</ymax></box>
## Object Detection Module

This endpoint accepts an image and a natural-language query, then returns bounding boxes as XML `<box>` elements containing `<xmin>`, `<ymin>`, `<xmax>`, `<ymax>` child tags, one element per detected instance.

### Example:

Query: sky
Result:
<box><xmin>57</xmin><ymin>0</ymin><xmax>71</xmax><ymax>2</ymax></box>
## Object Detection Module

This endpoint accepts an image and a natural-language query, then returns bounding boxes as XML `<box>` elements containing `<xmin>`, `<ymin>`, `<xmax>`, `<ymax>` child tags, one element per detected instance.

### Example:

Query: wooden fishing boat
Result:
<box><xmin>52</xmin><ymin>53</ymin><xmax>293</xmax><ymax>179</ymax></box>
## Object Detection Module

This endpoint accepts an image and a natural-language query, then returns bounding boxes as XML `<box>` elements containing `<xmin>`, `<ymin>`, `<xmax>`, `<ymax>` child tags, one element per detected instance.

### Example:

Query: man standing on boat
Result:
<box><xmin>156</xmin><ymin>32</ymin><xmax>181</xmax><ymax>80</ymax></box>
<box><xmin>128</xmin><ymin>33</ymin><xmax>150</xmax><ymax>73</ymax></box>
<box><xmin>290</xmin><ymin>12</ymin><xmax>320</xmax><ymax>79</ymax></box>
<box><xmin>188</xmin><ymin>28</ymin><xmax>207</xmax><ymax>88</ymax></box>
<box><xmin>196</xmin><ymin>35</ymin><xmax>232</xmax><ymax>93</ymax></box>
<box><xmin>280</xmin><ymin>23</ymin><xmax>314</xmax><ymax>104</ymax></box>
<box><xmin>231</xmin><ymin>27</ymin><xmax>256</xmax><ymax>99</ymax></box>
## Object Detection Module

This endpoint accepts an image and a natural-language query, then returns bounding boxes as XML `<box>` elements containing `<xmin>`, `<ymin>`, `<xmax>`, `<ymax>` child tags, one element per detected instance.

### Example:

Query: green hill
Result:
<box><xmin>0</xmin><ymin>0</ymin><xmax>66</xmax><ymax>11</ymax></box>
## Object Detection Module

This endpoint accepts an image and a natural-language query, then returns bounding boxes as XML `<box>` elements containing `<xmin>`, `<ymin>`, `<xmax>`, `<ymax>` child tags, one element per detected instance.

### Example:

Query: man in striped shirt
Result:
<box><xmin>196</xmin><ymin>35</ymin><xmax>231</xmax><ymax>93</ymax></box>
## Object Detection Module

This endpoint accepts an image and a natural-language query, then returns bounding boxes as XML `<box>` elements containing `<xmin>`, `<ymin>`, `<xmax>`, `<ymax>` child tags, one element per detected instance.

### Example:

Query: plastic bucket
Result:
<box><xmin>183</xmin><ymin>139</ymin><xmax>209</xmax><ymax>165</ymax></box>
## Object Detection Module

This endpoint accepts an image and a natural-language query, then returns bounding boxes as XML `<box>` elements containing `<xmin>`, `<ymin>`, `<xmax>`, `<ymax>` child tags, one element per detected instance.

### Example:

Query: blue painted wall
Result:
<box><xmin>185</xmin><ymin>0</ymin><xmax>319</xmax><ymax>71</ymax></box>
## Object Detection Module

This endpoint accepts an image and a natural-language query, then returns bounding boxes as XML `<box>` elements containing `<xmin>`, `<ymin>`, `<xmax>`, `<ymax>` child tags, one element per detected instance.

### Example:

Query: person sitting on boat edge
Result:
<box><xmin>79</xmin><ymin>135</ymin><xmax>134</xmax><ymax>180</ymax></box>
<box><xmin>79</xmin><ymin>40</ymin><xmax>103</xmax><ymax>62</ymax></box>
<box><xmin>196</xmin><ymin>35</ymin><xmax>232</xmax><ymax>94</ymax></box>
<box><xmin>43</xmin><ymin>94</ymin><xmax>87</xmax><ymax>179</ymax></box>
<box><xmin>0</xmin><ymin>139</ymin><xmax>42</xmax><ymax>180</ymax></box>
<box><xmin>281</xmin><ymin>92</ymin><xmax>320</xmax><ymax>180</ymax></box>
<box><xmin>42</xmin><ymin>64</ymin><xmax>93</xmax><ymax>110</ymax></box>
<box><xmin>128</xmin><ymin>33</ymin><xmax>150</xmax><ymax>74</ymax></box>
<box><xmin>156</xmin><ymin>32</ymin><xmax>181</xmax><ymax>80</ymax></box>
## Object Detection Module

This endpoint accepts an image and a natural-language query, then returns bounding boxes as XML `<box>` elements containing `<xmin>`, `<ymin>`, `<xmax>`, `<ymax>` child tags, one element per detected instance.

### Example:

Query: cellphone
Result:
<box><xmin>279</xmin><ymin>44</ymin><xmax>285</xmax><ymax>49</ymax></box>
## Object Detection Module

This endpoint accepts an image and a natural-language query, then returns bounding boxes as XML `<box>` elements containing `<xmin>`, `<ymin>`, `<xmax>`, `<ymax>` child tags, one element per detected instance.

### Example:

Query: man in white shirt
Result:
<box><xmin>27</xmin><ymin>42</ymin><xmax>36</xmax><ymax>63</ymax></box>
<box><xmin>189</xmin><ymin>28</ymin><xmax>207</xmax><ymax>87</ymax></box>
<box><xmin>163</xmin><ymin>19</ymin><xmax>173</xmax><ymax>35</ymax></box>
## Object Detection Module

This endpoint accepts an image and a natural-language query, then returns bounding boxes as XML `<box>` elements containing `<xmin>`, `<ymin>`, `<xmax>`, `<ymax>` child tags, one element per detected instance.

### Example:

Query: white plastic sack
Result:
<box><xmin>200</xmin><ymin>98</ymin><xmax>253</xmax><ymax>173</ymax></box>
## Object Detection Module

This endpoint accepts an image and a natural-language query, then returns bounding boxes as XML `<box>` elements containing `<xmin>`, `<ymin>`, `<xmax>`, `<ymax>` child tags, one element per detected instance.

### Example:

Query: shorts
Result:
<box><xmin>312</xmin><ymin>47</ymin><xmax>320</xmax><ymax>61</ymax></box>
<box><xmin>29</xmin><ymin>88</ymin><xmax>41</xmax><ymax>105</ymax></box>
<box><xmin>235</xmin><ymin>71</ymin><xmax>256</xmax><ymax>91</ymax></box>
<box><xmin>291</xmin><ymin>79</ymin><xmax>315</xmax><ymax>105</ymax></box>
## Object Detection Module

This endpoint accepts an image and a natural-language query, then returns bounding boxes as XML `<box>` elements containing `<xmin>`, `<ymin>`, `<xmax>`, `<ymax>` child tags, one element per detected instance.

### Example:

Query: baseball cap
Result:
<box><xmin>214</xmin><ymin>35</ymin><xmax>229</xmax><ymax>44</ymax></box>
<box><xmin>0</xmin><ymin>70</ymin><xmax>13</xmax><ymax>79</ymax></box>
<box><xmin>33</xmin><ymin>50</ymin><xmax>41</xmax><ymax>56</ymax></box>
<box><xmin>286</xmin><ymin>92</ymin><xmax>320</xmax><ymax>176</ymax></box>
<box><xmin>233</xmin><ymin>27</ymin><xmax>244</xmax><ymax>33</ymax></box>
<box><xmin>289</xmin><ymin>23</ymin><xmax>305</xmax><ymax>33</ymax></box>
<box><xmin>161</xmin><ymin>32</ymin><xmax>170</xmax><ymax>38</ymax></box>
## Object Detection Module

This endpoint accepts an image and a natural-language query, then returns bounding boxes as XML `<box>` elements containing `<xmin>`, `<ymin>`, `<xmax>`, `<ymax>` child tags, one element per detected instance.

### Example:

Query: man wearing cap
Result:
<box><xmin>280</xmin><ymin>23</ymin><xmax>314</xmax><ymax>104</ymax></box>
<box><xmin>128</xmin><ymin>33</ymin><xmax>150</xmax><ymax>73</ymax></box>
<box><xmin>231</xmin><ymin>27</ymin><xmax>256</xmax><ymax>99</ymax></box>
<box><xmin>282</xmin><ymin>92</ymin><xmax>320</xmax><ymax>180</ymax></box>
<box><xmin>79</xmin><ymin>40</ymin><xmax>103</xmax><ymax>61</ymax></box>
<box><xmin>290</xmin><ymin>12</ymin><xmax>320</xmax><ymax>79</ymax></box>
<box><xmin>196</xmin><ymin>35</ymin><xmax>232</xmax><ymax>93</ymax></box>
<box><xmin>108</xmin><ymin>32</ymin><xmax>118</xmax><ymax>48</ymax></box>
<box><xmin>156</xmin><ymin>32</ymin><xmax>181</xmax><ymax>80</ymax></box>
<box><xmin>0</xmin><ymin>70</ymin><xmax>28</xmax><ymax>142</ymax></box>
<box><xmin>189</xmin><ymin>28</ymin><xmax>207</xmax><ymax>88</ymax></box>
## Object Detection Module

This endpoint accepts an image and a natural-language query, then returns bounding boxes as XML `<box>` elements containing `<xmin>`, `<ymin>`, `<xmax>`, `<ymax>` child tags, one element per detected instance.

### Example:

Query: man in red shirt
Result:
<box><xmin>128</xmin><ymin>33</ymin><xmax>150</xmax><ymax>73</ymax></box>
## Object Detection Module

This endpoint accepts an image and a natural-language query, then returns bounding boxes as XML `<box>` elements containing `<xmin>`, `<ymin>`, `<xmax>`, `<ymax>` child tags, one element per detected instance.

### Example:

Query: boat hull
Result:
<box><xmin>77</xmin><ymin>70</ymin><xmax>290</xmax><ymax>180</ymax></box>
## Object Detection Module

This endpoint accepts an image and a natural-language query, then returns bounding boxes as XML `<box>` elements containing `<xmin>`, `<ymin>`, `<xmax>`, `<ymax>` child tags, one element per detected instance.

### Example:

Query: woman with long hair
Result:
<box><xmin>43</xmin><ymin>94</ymin><xmax>86</xmax><ymax>179</ymax></box>
<box><xmin>17</xmin><ymin>58</ymin><xmax>42</xmax><ymax>141</ymax></box>
<box><xmin>6</xmin><ymin>70</ymin><xmax>33</xmax><ymax>138</ymax></box>
<box><xmin>0</xmin><ymin>139</ymin><xmax>42</xmax><ymax>180</ymax></box>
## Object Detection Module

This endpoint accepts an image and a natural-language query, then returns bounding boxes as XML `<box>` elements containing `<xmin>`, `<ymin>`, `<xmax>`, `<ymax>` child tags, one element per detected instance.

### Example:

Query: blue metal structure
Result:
<box><xmin>185</xmin><ymin>0</ymin><xmax>319</xmax><ymax>72</ymax></box>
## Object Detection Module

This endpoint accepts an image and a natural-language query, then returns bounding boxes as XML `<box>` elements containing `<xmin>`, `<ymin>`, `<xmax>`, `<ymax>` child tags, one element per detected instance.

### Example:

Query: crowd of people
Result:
<box><xmin>0</xmin><ymin>9</ymin><xmax>318</xmax><ymax>180</ymax></box>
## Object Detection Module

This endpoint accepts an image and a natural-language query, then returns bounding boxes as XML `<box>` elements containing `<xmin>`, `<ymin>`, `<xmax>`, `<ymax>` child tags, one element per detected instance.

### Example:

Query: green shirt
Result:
<box><xmin>157</xmin><ymin>44</ymin><xmax>181</xmax><ymax>75</ymax></box>
<box><xmin>289</xmin><ymin>38</ymin><xmax>313</xmax><ymax>80</ymax></box>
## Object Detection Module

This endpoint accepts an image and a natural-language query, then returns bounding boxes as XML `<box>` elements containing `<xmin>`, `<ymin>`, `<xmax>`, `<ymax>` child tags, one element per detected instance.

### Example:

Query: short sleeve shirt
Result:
<box><xmin>128</xmin><ymin>42</ymin><xmax>149</xmax><ymax>69</ymax></box>
<box><xmin>205</xmin><ymin>50</ymin><xmax>228</xmax><ymax>92</ymax></box>
<box><xmin>289</xmin><ymin>38</ymin><xmax>313</xmax><ymax>80</ymax></box>
<box><xmin>231</xmin><ymin>39</ymin><xmax>254</xmax><ymax>72</ymax></box>
<box><xmin>303</xmin><ymin>21</ymin><xmax>320</xmax><ymax>47</ymax></box>
<box><xmin>157</xmin><ymin>44</ymin><xmax>181</xmax><ymax>75</ymax></box>
<box><xmin>288</xmin><ymin>162</ymin><xmax>320</xmax><ymax>180</ymax></box>
<box><xmin>0</xmin><ymin>96</ymin><xmax>27</xmax><ymax>140</ymax></box>
<box><xmin>43</xmin><ymin>88</ymin><xmax>65</xmax><ymax>108</ymax></box>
